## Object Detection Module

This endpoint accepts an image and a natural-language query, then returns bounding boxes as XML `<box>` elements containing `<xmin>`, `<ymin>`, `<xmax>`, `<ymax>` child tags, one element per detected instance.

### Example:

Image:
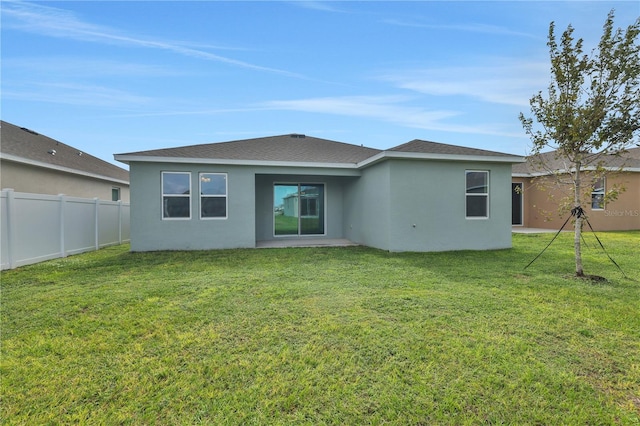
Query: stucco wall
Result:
<box><xmin>514</xmin><ymin>172</ymin><xmax>640</xmax><ymax>231</ymax></box>
<box><xmin>386</xmin><ymin>160</ymin><xmax>513</xmax><ymax>252</ymax></box>
<box><xmin>1</xmin><ymin>160</ymin><xmax>130</xmax><ymax>202</ymax></box>
<box><xmin>128</xmin><ymin>159</ymin><xmax>516</xmax><ymax>252</ymax></box>
<box><xmin>129</xmin><ymin>162</ymin><xmax>255</xmax><ymax>251</ymax></box>
<box><xmin>343</xmin><ymin>162</ymin><xmax>391</xmax><ymax>251</ymax></box>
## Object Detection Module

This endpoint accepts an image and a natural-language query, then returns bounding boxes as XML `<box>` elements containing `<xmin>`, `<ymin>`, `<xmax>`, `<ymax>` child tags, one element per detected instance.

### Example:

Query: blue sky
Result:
<box><xmin>2</xmin><ymin>1</ymin><xmax>638</xmax><ymax>168</ymax></box>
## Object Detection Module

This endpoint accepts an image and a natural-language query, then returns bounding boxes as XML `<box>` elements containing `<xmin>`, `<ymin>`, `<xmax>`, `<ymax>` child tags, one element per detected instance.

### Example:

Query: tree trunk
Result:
<box><xmin>574</xmin><ymin>216</ymin><xmax>584</xmax><ymax>276</ymax></box>
<box><xmin>574</xmin><ymin>163</ymin><xmax>584</xmax><ymax>277</ymax></box>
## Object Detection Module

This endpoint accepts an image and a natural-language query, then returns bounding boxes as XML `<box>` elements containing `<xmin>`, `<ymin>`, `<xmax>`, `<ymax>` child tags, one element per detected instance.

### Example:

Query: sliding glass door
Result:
<box><xmin>274</xmin><ymin>184</ymin><xmax>299</xmax><ymax>235</ymax></box>
<box><xmin>299</xmin><ymin>184</ymin><xmax>324</xmax><ymax>235</ymax></box>
<box><xmin>274</xmin><ymin>184</ymin><xmax>325</xmax><ymax>236</ymax></box>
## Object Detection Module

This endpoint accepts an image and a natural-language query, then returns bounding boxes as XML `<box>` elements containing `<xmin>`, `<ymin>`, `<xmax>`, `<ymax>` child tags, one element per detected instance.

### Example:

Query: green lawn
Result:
<box><xmin>2</xmin><ymin>232</ymin><xmax>639</xmax><ymax>424</ymax></box>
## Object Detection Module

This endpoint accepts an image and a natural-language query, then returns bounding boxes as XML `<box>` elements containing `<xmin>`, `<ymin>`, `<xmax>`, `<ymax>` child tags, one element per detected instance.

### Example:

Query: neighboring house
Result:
<box><xmin>115</xmin><ymin>134</ymin><xmax>524</xmax><ymax>252</ymax></box>
<box><xmin>511</xmin><ymin>147</ymin><xmax>640</xmax><ymax>231</ymax></box>
<box><xmin>1</xmin><ymin>121</ymin><xmax>130</xmax><ymax>202</ymax></box>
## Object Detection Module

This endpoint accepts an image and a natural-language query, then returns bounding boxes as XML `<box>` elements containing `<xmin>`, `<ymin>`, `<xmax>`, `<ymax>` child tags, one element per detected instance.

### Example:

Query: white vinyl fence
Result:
<box><xmin>1</xmin><ymin>189</ymin><xmax>130</xmax><ymax>270</ymax></box>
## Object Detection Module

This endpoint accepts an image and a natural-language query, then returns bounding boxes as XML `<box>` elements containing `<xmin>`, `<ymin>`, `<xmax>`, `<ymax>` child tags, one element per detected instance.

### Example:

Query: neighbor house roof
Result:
<box><xmin>1</xmin><ymin>121</ymin><xmax>130</xmax><ymax>184</ymax></box>
<box><xmin>512</xmin><ymin>147</ymin><xmax>640</xmax><ymax>176</ymax></box>
<box><xmin>115</xmin><ymin>134</ymin><xmax>524</xmax><ymax>168</ymax></box>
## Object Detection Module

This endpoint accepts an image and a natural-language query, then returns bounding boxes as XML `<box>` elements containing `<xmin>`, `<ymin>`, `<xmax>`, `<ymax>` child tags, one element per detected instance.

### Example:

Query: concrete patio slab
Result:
<box><xmin>512</xmin><ymin>227</ymin><xmax>569</xmax><ymax>233</ymax></box>
<box><xmin>256</xmin><ymin>238</ymin><xmax>359</xmax><ymax>248</ymax></box>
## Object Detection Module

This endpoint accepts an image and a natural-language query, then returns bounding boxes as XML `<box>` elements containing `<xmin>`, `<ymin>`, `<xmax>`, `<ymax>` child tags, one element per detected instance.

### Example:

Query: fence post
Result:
<box><xmin>59</xmin><ymin>194</ymin><xmax>67</xmax><ymax>258</ymax></box>
<box><xmin>4</xmin><ymin>189</ymin><xmax>16</xmax><ymax>269</ymax></box>
<box><xmin>118</xmin><ymin>200</ymin><xmax>123</xmax><ymax>244</ymax></box>
<box><xmin>94</xmin><ymin>198</ymin><xmax>100</xmax><ymax>250</ymax></box>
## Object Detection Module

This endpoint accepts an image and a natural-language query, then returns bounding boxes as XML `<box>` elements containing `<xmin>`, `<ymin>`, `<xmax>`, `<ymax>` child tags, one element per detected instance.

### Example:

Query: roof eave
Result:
<box><xmin>113</xmin><ymin>154</ymin><xmax>360</xmax><ymax>169</ymax></box>
<box><xmin>357</xmin><ymin>151</ymin><xmax>525</xmax><ymax>168</ymax></box>
<box><xmin>115</xmin><ymin>151</ymin><xmax>526</xmax><ymax>170</ymax></box>
<box><xmin>512</xmin><ymin>166</ymin><xmax>640</xmax><ymax>177</ymax></box>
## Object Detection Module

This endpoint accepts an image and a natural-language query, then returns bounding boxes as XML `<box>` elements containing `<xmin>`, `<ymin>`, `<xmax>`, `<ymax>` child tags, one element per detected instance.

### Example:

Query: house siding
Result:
<box><xmin>129</xmin><ymin>162</ymin><xmax>255</xmax><ymax>251</ymax></box>
<box><xmin>588</xmin><ymin>172</ymin><xmax>640</xmax><ymax>230</ymax></box>
<box><xmin>386</xmin><ymin>160</ymin><xmax>513</xmax><ymax>252</ymax></box>
<box><xmin>1</xmin><ymin>160</ymin><xmax>130</xmax><ymax>202</ymax></box>
<box><xmin>122</xmin><ymin>137</ymin><xmax>523</xmax><ymax>253</ymax></box>
<box><xmin>129</xmin><ymin>162</ymin><xmax>364</xmax><ymax>251</ymax></box>
<box><xmin>514</xmin><ymin>172</ymin><xmax>640</xmax><ymax>231</ymax></box>
<box><xmin>343</xmin><ymin>161</ymin><xmax>391</xmax><ymax>250</ymax></box>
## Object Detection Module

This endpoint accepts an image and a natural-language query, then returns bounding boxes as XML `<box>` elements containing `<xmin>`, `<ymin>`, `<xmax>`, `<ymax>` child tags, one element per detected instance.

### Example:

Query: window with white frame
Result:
<box><xmin>162</xmin><ymin>172</ymin><xmax>191</xmax><ymax>219</ymax></box>
<box><xmin>591</xmin><ymin>177</ymin><xmax>605</xmax><ymax>210</ymax></box>
<box><xmin>200</xmin><ymin>173</ymin><xmax>227</xmax><ymax>219</ymax></box>
<box><xmin>112</xmin><ymin>187</ymin><xmax>121</xmax><ymax>201</ymax></box>
<box><xmin>466</xmin><ymin>170</ymin><xmax>489</xmax><ymax>218</ymax></box>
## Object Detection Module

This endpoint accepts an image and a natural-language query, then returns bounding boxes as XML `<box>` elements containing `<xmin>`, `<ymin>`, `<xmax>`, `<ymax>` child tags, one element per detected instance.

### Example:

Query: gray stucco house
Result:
<box><xmin>115</xmin><ymin>134</ymin><xmax>524</xmax><ymax>252</ymax></box>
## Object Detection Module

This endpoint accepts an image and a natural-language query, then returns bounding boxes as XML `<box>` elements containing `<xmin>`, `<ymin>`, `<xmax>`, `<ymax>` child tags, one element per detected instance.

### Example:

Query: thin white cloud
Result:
<box><xmin>1</xmin><ymin>1</ymin><xmax>304</xmax><ymax>78</ymax></box>
<box><xmin>97</xmin><ymin>94</ymin><xmax>523</xmax><ymax>138</ymax></box>
<box><xmin>105</xmin><ymin>95</ymin><xmax>455</xmax><ymax>125</ymax></box>
<box><xmin>382</xmin><ymin>18</ymin><xmax>539</xmax><ymax>39</ymax></box>
<box><xmin>3</xmin><ymin>82</ymin><xmax>154</xmax><ymax>108</ymax></box>
<box><xmin>259</xmin><ymin>95</ymin><xmax>523</xmax><ymax>137</ymax></box>
<box><xmin>378</xmin><ymin>60</ymin><xmax>549</xmax><ymax>107</ymax></box>
<box><xmin>3</xmin><ymin>57</ymin><xmax>183</xmax><ymax>77</ymax></box>
<box><xmin>263</xmin><ymin>95</ymin><xmax>456</xmax><ymax>122</ymax></box>
<box><xmin>104</xmin><ymin>107</ymin><xmax>270</xmax><ymax>118</ymax></box>
<box><xmin>288</xmin><ymin>1</ymin><xmax>346</xmax><ymax>13</ymax></box>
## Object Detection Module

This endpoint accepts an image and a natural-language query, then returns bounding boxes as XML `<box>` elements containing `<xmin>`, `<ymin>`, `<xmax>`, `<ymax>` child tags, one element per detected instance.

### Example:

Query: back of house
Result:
<box><xmin>116</xmin><ymin>134</ymin><xmax>524</xmax><ymax>252</ymax></box>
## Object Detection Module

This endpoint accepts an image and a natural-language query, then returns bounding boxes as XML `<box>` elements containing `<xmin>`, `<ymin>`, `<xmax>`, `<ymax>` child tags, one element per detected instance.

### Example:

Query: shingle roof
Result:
<box><xmin>389</xmin><ymin>139</ymin><xmax>520</xmax><ymax>158</ymax></box>
<box><xmin>117</xmin><ymin>134</ymin><xmax>523</xmax><ymax>166</ymax></box>
<box><xmin>1</xmin><ymin>120</ymin><xmax>129</xmax><ymax>182</ymax></box>
<box><xmin>119</xmin><ymin>134</ymin><xmax>382</xmax><ymax>164</ymax></box>
<box><xmin>512</xmin><ymin>147</ymin><xmax>640</xmax><ymax>175</ymax></box>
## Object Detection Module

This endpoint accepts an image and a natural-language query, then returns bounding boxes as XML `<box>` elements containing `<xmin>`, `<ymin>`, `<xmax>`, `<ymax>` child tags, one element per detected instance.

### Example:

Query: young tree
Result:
<box><xmin>519</xmin><ymin>10</ymin><xmax>640</xmax><ymax>277</ymax></box>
